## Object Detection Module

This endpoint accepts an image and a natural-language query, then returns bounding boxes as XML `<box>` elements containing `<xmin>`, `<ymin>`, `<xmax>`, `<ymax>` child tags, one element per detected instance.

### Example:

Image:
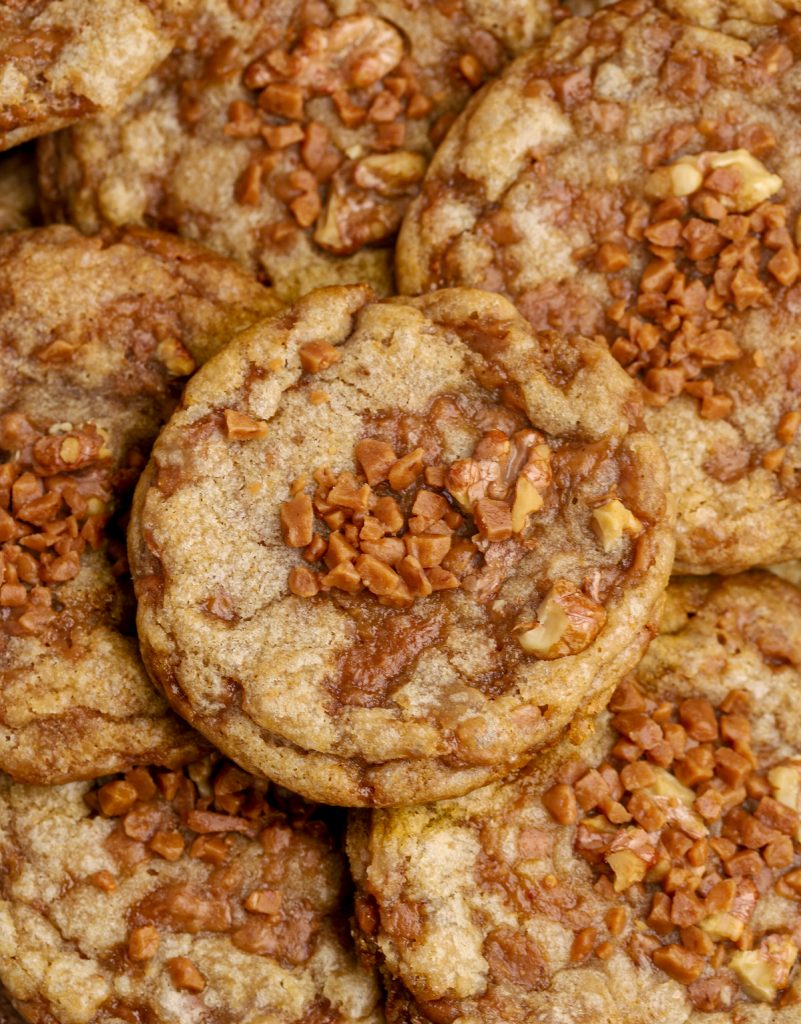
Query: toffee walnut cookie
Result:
<box><xmin>349</xmin><ymin>572</ymin><xmax>801</xmax><ymax>1023</ymax></box>
<box><xmin>38</xmin><ymin>0</ymin><xmax>555</xmax><ymax>301</ymax></box>
<box><xmin>0</xmin><ymin>225</ymin><xmax>281</xmax><ymax>785</ymax></box>
<box><xmin>0</xmin><ymin>0</ymin><xmax>199</xmax><ymax>151</ymax></box>
<box><xmin>0</xmin><ymin>751</ymin><xmax>384</xmax><ymax>1024</ymax></box>
<box><xmin>129</xmin><ymin>285</ymin><xmax>674</xmax><ymax>808</ymax></box>
<box><xmin>396</xmin><ymin>0</ymin><xmax>801</xmax><ymax>574</ymax></box>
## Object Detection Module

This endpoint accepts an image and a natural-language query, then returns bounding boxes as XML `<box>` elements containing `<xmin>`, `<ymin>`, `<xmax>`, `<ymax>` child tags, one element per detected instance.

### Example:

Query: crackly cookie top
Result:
<box><xmin>351</xmin><ymin>572</ymin><xmax>801</xmax><ymax>1023</ymax></box>
<box><xmin>38</xmin><ymin>0</ymin><xmax>554</xmax><ymax>300</ymax></box>
<box><xmin>0</xmin><ymin>750</ymin><xmax>383</xmax><ymax>1024</ymax></box>
<box><xmin>0</xmin><ymin>225</ymin><xmax>280</xmax><ymax>784</ymax></box>
<box><xmin>397</xmin><ymin>0</ymin><xmax>801</xmax><ymax>573</ymax></box>
<box><xmin>0</xmin><ymin>0</ymin><xmax>198</xmax><ymax>150</ymax></box>
<box><xmin>129</xmin><ymin>285</ymin><xmax>673</xmax><ymax>807</ymax></box>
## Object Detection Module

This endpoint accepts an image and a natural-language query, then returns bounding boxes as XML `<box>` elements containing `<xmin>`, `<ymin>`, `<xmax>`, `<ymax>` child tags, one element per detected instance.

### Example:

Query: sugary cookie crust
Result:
<box><xmin>129</xmin><ymin>284</ymin><xmax>673</xmax><ymax>807</ymax></box>
<box><xmin>351</xmin><ymin>573</ymin><xmax>801</xmax><ymax>1023</ymax></box>
<box><xmin>38</xmin><ymin>0</ymin><xmax>554</xmax><ymax>300</ymax></box>
<box><xmin>0</xmin><ymin>0</ymin><xmax>198</xmax><ymax>150</ymax></box>
<box><xmin>0</xmin><ymin>752</ymin><xmax>383</xmax><ymax>1024</ymax></box>
<box><xmin>0</xmin><ymin>225</ymin><xmax>281</xmax><ymax>784</ymax></box>
<box><xmin>396</xmin><ymin>0</ymin><xmax>801</xmax><ymax>573</ymax></box>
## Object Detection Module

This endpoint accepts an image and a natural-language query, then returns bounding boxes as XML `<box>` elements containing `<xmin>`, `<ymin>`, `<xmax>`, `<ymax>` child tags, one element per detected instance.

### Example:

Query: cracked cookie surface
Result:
<box><xmin>38</xmin><ymin>0</ymin><xmax>554</xmax><ymax>301</ymax></box>
<box><xmin>350</xmin><ymin>572</ymin><xmax>801</xmax><ymax>1023</ymax></box>
<box><xmin>0</xmin><ymin>224</ymin><xmax>281</xmax><ymax>784</ymax></box>
<box><xmin>0</xmin><ymin>750</ymin><xmax>383</xmax><ymax>1024</ymax></box>
<box><xmin>397</xmin><ymin>0</ymin><xmax>801</xmax><ymax>573</ymax></box>
<box><xmin>129</xmin><ymin>285</ymin><xmax>674</xmax><ymax>807</ymax></box>
<box><xmin>0</xmin><ymin>0</ymin><xmax>198</xmax><ymax>150</ymax></box>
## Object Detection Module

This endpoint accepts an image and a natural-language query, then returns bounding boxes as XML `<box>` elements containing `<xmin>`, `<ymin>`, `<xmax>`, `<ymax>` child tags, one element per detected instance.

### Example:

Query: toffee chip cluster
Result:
<box><xmin>543</xmin><ymin>679</ymin><xmax>801</xmax><ymax>1011</ymax></box>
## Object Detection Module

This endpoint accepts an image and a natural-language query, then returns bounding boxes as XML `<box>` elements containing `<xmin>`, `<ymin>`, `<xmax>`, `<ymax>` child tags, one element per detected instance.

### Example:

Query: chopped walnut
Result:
<box><xmin>516</xmin><ymin>580</ymin><xmax>606</xmax><ymax>659</ymax></box>
<box><xmin>591</xmin><ymin>499</ymin><xmax>643</xmax><ymax>553</ymax></box>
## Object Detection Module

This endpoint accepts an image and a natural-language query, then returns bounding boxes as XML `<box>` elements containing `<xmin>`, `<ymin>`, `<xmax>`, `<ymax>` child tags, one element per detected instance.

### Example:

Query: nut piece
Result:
<box><xmin>511</xmin><ymin>476</ymin><xmax>543</xmax><ymax>534</ymax></box>
<box><xmin>645</xmin><ymin>160</ymin><xmax>704</xmax><ymax>200</ymax></box>
<box><xmin>704</xmin><ymin>150</ymin><xmax>783</xmax><ymax>212</ymax></box>
<box><xmin>591</xmin><ymin>499</ymin><xmax>643</xmax><ymax>553</ymax></box>
<box><xmin>168</xmin><ymin>957</ymin><xmax>206</xmax><ymax>993</ymax></box>
<box><xmin>646</xmin><ymin>150</ymin><xmax>782</xmax><ymax>212</ymax></box>
<box><xmin>516</xmin><ymin>580</ymin><xmax>606</xmax><ymax>659</ymax></box>
<box><xmin>224</xmin><ymin>409</ymin><xmax>268</xmax><ymax>440</ymax></box>
<box><xmin>156</xmin><ymin>338</ymin><xmax>197</xmax><ymax>377</ymax></box>
<box><xmin>353</xmin><ymin>151</ymin><xmax>427</xmax><ymax>197</ymax></box>
<box><xmin>769</xmin><ymin>764</ymin><xmax>800</xmax><ymax>810</ymax></box>
<box><xmin>730</xmin><ymin>937</ymin><xmax>799</xmax><ymax>1002</ymax></box>
<box><xmin>699</xmin><ymin>912</ymin><xmax>743</xmax><ymax>942</ymax></box>
<box><xmin>645</xmin><ymin>766</ymin><xmax>695</xmax><ymax>806</ymax></box>
<box><xmin>606</xmin><ymin>849</ymin><xmax>648</xmax><ymax>892</ymax></box>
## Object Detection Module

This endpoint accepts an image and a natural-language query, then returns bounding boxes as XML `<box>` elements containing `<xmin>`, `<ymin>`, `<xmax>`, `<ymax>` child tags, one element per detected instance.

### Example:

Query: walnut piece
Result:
<box><xmin>516</xmin><ymin>580</ymin><xmax>606</xmax><ymax>659</ymax></box>
<box><xmin>591</xmin><ymin>499</ymin><xmax>643</xmax><ymax>553</ymax></box>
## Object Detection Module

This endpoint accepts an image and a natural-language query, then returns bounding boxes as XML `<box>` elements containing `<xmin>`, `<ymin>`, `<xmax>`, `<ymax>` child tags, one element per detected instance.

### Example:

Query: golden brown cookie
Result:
<box><xmin>0</xmin><ymin>750</ymin><xmax>384</xmax><ymax>1024</ymax></box>
<box><xmin>0</xmin><ymin>0</ymin><xmax>198</xmax><ymax>150</ymax></box>
<box><xmin>397</xmin><ymin>1</ymin><xmax>801</xmax><ymax>573</ymax></box>
<box><xmin>351</xmin><ymin>572</ymin><xmax>801</xmax><ymax>1022</ymax></box>
<box><xmin>129</xmin><ymin>284</ymin><xmax>674</xmax><ymax>807</ymax></box>
<box><xmin>0</xmin><ymin>225</ymin><xmax>281</xmax><ymax>784</ymax></box>
<box><xmin>0</xmin><ymin>145</ymin><xmax>38</xmax><ymax>232</ymax></box>
<box><xmin>38</xmin><ymin>0</ymin><xmax>555</xmax><ymax>300</ymax></box>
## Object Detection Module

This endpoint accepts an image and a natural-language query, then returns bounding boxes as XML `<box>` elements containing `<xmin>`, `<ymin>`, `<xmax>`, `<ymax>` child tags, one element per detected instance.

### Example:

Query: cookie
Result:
<box><xmin>0</xmin><ymin>146</ymin><xmax>38</xmax><ymax>232</ymax></box>
<box><xmin>129</xmin><ymin>284</ymin><xmax>674</xmax><ymax>807</ymax></box>
<box><xmin>396</xmin><ymin>1</ymin><xmax>801</xmax><ymax>573</ymax></box>
<box><xmin>38</xmin><ymin>0</ymin><xmax>555</xmax><ymax>300</ymax></box>
<box><xmin>0</xmin><ymin>750</ymin><xmax>384</xmax><ymax>1024</ymax></box>
<box><xmin>350</xmin><ymin>572</ymin><xmax>801</xmax><ymax>1022</ymax></box>
<box><xmin>0</xmin><ymin>0</ymin><xmax>198</xmax><ymax>151</ymax></box>
<box><xmin>0</xmin><ymin>225</ymin><xmax>281</xmax><ymax>784</ymax></box>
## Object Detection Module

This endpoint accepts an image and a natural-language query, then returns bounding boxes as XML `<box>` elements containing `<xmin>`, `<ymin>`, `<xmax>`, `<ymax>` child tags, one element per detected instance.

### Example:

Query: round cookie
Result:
<box><xmin>0</xmin><ymin>750</ymin><xmax>384</xmax><ymax>1024</ymax></box>
<box><xmin>0</xmin><ymin>0</ymin><xmax>199</xmax><ymax>151</ymax></box>
<box><xmin>0</xmin><ymin>225</ymin><xmax>281</xmax><ymax>784</ymax></box>
<box><xmin>396</xmin><ymin>1</ymin><xmax>801</xmax><ymax>573</ymax></box>
<box><xmin>0</xmin><ymin>146</ymin><xmax>38</xmax><ymax>232</ymax></box>
<box><xmin>129</xmin><ymin>284</ymin><xmax>674</xmax><ymax>807</ymax></box>
<box><xmin>38</xmin><ymin>0</ymin><xmax>555</xmax><ymax>300</ymax></box>
<box><xmin>350</xmin><ymin>572</ymin><xmax>801</xmax><ymax>1022</ymax></box>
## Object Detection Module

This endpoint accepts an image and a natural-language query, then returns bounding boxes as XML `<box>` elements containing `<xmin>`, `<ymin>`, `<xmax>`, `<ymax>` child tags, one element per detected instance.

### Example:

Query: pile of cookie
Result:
<box><xmin>3</xmin><ymin>1</ymin><xmax>801</xmax><ymax>1021</ymax></box>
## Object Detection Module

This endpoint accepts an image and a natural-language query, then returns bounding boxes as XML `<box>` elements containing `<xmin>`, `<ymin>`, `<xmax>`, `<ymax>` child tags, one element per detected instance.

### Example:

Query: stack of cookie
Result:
<box><xmin>2</xmin><ymin>1</ymin><xmax>801</xmax><ymax>1021</ymax></box>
